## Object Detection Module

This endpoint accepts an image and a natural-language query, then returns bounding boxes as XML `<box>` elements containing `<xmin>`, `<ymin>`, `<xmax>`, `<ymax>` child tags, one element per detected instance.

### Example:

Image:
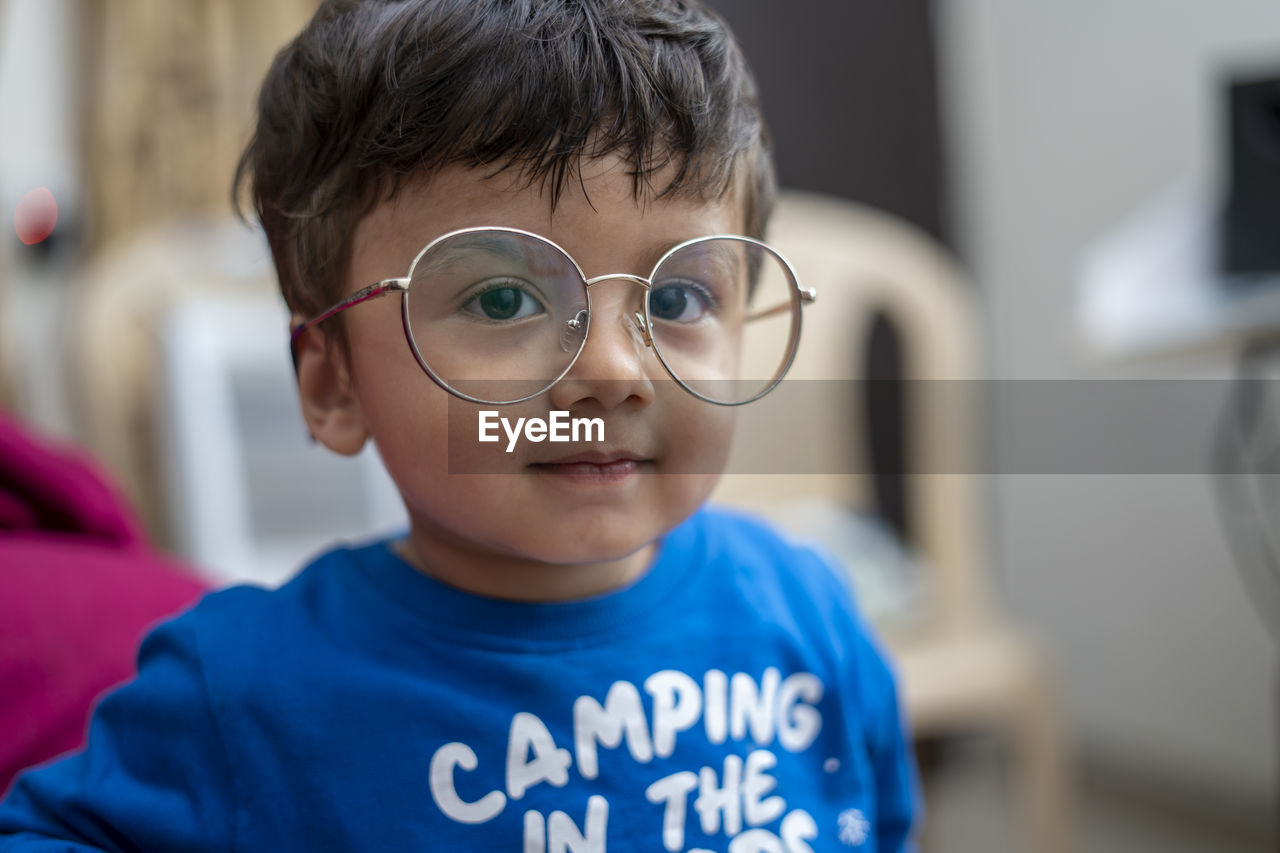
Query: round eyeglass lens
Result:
<box><xmin>646</xmin><ymin>237</ymin><xmax>801</xmax><ymax>405</ymax></box>
<box><xmin>402</xmin><ymin>230</ymin><xmax>588</xmax><ymax>404</ymax></box>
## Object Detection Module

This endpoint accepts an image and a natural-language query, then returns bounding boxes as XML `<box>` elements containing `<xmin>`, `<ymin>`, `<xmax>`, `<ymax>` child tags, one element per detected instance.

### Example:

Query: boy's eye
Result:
<box><xmin>649</xmin><ymin>279</ymin><xmax>715</xmax><ymax>323</ymax></box>
<box><xmin>461</xmin><ymin>281</ymin><xmax>546</xmax><ymax>321</ymax></box>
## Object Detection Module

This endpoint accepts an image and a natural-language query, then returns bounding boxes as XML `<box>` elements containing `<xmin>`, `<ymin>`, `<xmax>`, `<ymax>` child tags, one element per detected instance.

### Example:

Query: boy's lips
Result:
<box><xmin>528</xmin><ymin>450</ymin><xmax>652</xmax><ymax>483</ymax></box>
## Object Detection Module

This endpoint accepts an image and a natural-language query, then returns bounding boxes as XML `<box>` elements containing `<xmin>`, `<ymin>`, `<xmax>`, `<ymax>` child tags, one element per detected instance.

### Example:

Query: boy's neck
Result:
<box><xmin>393</xmin><ymin>534</ymin><xmax>657</xmax><ymax>603</ymax></box>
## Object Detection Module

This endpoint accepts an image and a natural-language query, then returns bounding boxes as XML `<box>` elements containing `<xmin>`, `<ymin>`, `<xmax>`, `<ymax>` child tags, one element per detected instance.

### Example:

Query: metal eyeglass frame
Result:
<box><xmin>289</xmin><ymin>225</ymin><xmax>817</xmax><ymax>406</ymax></box>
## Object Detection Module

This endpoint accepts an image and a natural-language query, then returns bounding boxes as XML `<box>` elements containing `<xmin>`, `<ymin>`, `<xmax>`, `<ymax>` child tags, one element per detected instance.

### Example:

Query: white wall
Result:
<box><xmin>0</xmin><ymin>0</ymin><xmax>79</xmax><ymax>209</ymax></box>
<box><xmin>0</xmin><ymin>0</ymin><xmax>82</xmax><ymax>433</ymax></box>
<box><xmin>938</xmin><ymin>0</ymin><xmax>1279</xmax><ymax>806</ymax></box>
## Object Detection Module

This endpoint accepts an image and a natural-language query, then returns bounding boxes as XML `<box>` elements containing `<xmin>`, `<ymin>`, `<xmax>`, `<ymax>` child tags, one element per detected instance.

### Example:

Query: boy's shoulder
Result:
<box><xmin>154</xmin><ymin>541</ymin><xmax>380</xmax><ymax>674</ymax></box>
<box><xmin>692</xmin><ymin>503</ymin><xmax>860</xmax><ymax>604</ymax></box>
<box><xmin>683</xmin><ymin>504</ymin><xmax>873</xmax><ymax>648</ymax></box>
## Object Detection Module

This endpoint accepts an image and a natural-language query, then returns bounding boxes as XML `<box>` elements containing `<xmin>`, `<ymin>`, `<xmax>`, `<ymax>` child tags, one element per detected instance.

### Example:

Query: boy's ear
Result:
<box><xmin>292</xmin><ymin>319</ymin><xmax>369</xmax><ymax>456</ymax></box>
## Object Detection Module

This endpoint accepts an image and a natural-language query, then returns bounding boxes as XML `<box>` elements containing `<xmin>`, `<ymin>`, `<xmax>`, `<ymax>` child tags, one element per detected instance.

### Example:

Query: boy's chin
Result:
<box><xmin>403</xmin><ymin>527</ymin><xmax>663</xmax><ymax>603</ymax></box>
<box><xmin>501</xmin><ymin>522</ymin><xmax>660</xmax><ymax>569</ymax></box>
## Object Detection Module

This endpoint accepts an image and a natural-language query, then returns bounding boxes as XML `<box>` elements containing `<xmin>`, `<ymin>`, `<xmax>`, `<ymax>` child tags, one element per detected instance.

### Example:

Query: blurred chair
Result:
<box><xmin>713</xmin><ymin>191</ymin><xmax>1071</xmax><ymax>853</ymax></box>
<box><xmin>82</xmin><ymin>0</ymin><xmax>319</xmax><ymax>253</ymax></box>
<box><xmin>70</xmin><ymin>219</ymin><xmax>276</xmax><ymax>544</ymax></box>
<box><xmin>69</xmin><ymin>219</ymin><xmax>405</xmax><ymax>587</ymax></box>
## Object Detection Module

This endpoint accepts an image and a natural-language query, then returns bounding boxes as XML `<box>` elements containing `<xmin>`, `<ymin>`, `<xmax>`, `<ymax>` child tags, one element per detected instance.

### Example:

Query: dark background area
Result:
<box><xmin>706</xmin><ymin>0</ymin><xmax>949</xmax><ymax>247</ymax></box>
<box><xmin>707</xmin><ymin>0</ymin><xmax>947</xmax><ymax>541</ymax></box>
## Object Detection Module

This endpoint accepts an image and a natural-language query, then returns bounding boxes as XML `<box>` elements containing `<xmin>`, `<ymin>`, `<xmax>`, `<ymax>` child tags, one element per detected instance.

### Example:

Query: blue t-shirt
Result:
<box><xmin>0</xmin><ymin>507</ymin><xmax>918</xmax><ymax>851</ymax></box>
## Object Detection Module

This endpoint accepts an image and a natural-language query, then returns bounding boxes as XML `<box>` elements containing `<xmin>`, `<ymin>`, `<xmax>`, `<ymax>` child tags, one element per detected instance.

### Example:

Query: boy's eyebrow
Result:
<box><xmin>411</xmin><ymin>230</ymin><xmax>756</xmax><ymax>284</ymax></box>
<box><xmin>704</xmin><ymin>240</ymin><xmax>744</xmax><ymax>272</ymax></box>
<box><xmin>662</xmin><ymin>238</ymin><xmax>744</xmax><ymax>275</ymax></box>
<box><xmin>412</xmin><ymin>232</ymin><xmax>540</xmax><ymax>278</ymax></box>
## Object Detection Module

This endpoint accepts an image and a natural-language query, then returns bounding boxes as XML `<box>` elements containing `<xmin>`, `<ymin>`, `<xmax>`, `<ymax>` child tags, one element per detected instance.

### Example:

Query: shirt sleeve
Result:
<box><xmin>0</xmin><ymin>612</ymin><xmax>236</xmax><ymax>851</ymax></box>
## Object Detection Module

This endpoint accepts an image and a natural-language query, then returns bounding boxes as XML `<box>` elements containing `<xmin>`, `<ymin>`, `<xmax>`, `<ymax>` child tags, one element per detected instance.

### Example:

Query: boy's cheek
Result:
<box><xmin>659</xmin><ymin>397</ymin><xmax>738</xmax><ymax>477</ymax></box>
<box><xmin>352</xmin><ymin>381</ymin><xmax>453</xmax><ymax>485</ymax></box>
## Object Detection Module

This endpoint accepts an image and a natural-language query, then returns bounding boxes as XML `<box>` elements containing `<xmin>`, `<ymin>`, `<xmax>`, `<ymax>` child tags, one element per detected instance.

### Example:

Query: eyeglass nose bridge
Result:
<box><xmin>580</xmin><ymin>272</ymin><xmax>655</xmax><ymax>348</ymax></box>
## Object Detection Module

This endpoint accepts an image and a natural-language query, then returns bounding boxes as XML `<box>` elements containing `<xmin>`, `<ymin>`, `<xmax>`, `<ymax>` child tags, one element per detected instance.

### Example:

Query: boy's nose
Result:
<box><xmin>547</xmin><ymin>280</ymin><xmax>655</xmax><ymax>412</ymax></box>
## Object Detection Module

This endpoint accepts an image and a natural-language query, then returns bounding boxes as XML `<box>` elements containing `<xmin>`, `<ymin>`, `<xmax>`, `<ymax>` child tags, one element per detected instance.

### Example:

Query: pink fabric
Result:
<box><xmin>0</xmin><ymin>412</ymin><xmax>208</xmax><ymax>796</ymax></box>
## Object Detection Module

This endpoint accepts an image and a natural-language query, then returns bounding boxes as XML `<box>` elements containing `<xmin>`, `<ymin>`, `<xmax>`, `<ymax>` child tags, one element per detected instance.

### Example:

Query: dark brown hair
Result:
<box><xmin>234</xmin><ymin>0</ymin><xmax>775</xmax><ymax>321</ymax></box>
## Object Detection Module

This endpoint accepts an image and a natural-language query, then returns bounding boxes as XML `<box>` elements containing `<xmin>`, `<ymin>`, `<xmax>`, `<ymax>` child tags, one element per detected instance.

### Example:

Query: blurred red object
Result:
<box><xmin>0</xmin><ymin>411</ymin><xmax>208</xmax><ymax>796</ymax></box>
<box><xmin>12</xmin><ymin>188</ymin><xmax>58</xmax><ymax>246</ymax></box>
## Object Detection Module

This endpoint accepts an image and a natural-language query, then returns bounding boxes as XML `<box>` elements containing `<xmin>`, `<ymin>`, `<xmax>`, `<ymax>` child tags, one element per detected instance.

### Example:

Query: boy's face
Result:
<box><xmin>296</xmin><ymin>157</ymin><xmax>741</xmax><ymax>601</ymax></box>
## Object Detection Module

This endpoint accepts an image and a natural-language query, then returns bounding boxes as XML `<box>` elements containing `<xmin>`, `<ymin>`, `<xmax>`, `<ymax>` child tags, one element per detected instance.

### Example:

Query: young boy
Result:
<box><xmin>0</xmin><ymin>1</ymin><xmax>918</xmax><ymax>850</ymax></box>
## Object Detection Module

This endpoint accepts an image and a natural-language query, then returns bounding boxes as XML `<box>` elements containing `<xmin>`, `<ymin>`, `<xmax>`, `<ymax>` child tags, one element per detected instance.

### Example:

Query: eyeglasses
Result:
<box><xmin>290</xmin><ymin>226</ymin><xmax>815</xmax><ymax>406</ymax></box>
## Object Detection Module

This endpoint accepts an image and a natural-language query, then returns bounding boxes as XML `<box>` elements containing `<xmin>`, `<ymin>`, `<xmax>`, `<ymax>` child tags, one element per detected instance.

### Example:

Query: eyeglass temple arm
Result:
<box><xmin>746</xmin><ymin>287</ymin><xmax>817</xmax><ymax>323</ymax></box>
<box><xmin>288</xmin><ymin>278</ymin><xmax>410</xmax><ymax>374</ymax></box>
